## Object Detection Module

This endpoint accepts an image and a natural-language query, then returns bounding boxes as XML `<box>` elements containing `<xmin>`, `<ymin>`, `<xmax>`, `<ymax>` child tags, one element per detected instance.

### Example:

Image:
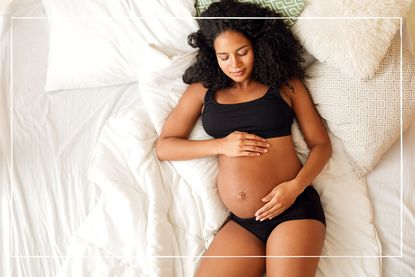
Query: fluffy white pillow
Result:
<box><xmin>293</xmin><ymin>0</ymin><xmax>413</xmax><ymax>79</ymax></box>
<box><xmin>306</xmin><ymin>34</ymin><xmax>415</xmax><ymax>176</ymax></box>
<box><xmin>42</xmin><ymin>0</ymin><xmax>198</xmax><ymax>92</ymax></box>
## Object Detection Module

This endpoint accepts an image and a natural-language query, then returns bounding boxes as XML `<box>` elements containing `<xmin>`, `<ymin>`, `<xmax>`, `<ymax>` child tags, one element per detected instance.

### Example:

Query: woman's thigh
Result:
<box><xmin>195</xmin><ymin>220</ymin><xmax>266</xmax><ymax>277</ymax></box>
<box><xmin>265</xmin><ymin>219</ymin><xmax>326</xmax><ymax>277</ymax></box>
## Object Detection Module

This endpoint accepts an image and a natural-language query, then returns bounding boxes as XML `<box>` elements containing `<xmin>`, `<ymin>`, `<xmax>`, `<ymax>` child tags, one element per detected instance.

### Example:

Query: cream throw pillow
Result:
<box><xmin>293</xmin><ymin>0</ymin><xmax>414</xmax><ymax>79</ymax></box>
<box><xmin>306</xmin><ymin>34</ymin><xmax>415</xmax><ymax>176</ymax></box>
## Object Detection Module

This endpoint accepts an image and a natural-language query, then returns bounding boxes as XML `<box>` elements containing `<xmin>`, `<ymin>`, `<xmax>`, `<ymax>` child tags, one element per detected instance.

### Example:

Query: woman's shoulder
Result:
<box><xmin>178</xmin><ymin>82</ymin><xmax>210</xmax><ymax>106</ymax></box>
<box><xmin>184</xmin><ymin>82</ymin><xmax>209</xmax><ymax>101</ymax></box>
<box><xmin>278</xmin><ymin>79</ymin><xmax>307</xmax><ymax>107</ymax></box>
<box><xmin>279</xmin><ymin>79</ymin><xmax>307</xmax><ymax>95</ymax></box>
<box><xmin>279</xmin><ymin>79</ymin><xmax>304</xmax><ymax>90</ymax></box>
<box><xmin>187</xmin><ymin>82</ymin><xmax>209</xmax><ymax>93</ymax></box>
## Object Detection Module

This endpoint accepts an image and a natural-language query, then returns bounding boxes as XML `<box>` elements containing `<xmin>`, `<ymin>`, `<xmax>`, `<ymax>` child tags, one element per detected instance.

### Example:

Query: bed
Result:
<box><xmin>1</xmin><ymin>0</ymin><xmax>415</xmax><ymax>276</ymax></box>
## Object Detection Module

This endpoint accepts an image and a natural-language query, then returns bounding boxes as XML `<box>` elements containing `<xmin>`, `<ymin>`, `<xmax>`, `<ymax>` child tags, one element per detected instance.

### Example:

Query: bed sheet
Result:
<box><xmin>1</xmin><ymin>2</ymin><xmax>141</xmax><ymax>277</ymax></box>
<box><xmin>1</xmin><ymin>12</ymin><xmax>12</xmax><ymax>277</ymax></box>
<box><xmin>367</xmin><ymin>117</ymin><xmax>415</xmax><ymax>276</ymax></box>
<box><xmin>366</xmin><ymin>4</ymin><xmax>415</xmax><ymax>275</ymax></box>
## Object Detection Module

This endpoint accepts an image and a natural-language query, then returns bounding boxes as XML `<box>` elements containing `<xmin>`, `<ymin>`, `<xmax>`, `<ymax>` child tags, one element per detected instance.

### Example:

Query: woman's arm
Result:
<box><xmin>156</xmin><ymin>83</ymin><xmax>217</xmax><ymax>161</ymax></box>
<box><xmin>255</xmin><ymin>80</ymin><xmax>332</xmax><ymax>221</ymax></box>
<box><xmin>156</xmin><ymin>83</ymin><xmax>270</xmax><ymax>161</ymax></box>
<box><xmin>288</xmin><ymin>79</ymin><xmax>332</xmax><ymax>192</ymax></box>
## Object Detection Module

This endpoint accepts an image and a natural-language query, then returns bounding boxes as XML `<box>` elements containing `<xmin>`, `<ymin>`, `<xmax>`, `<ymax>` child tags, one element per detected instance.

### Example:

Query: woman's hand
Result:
<box><xmin>255</xmin><ymin>180</ymin><xmax>304</xmax><ymax>221</ymax></box>
<box><xmin>218</xmin><ymin>131</ymin><xmax>270</xmax><ymax>157</ymax></box>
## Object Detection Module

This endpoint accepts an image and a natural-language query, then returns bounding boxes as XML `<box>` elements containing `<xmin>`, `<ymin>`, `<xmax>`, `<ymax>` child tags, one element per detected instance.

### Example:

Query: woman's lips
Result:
<box><xmin>231</xmin><ymin>69</ymin><xmax>245</xmax><ymax>77</ymax></box>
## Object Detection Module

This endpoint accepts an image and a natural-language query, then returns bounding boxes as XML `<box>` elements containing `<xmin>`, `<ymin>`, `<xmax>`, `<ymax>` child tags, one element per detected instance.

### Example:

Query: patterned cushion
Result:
<box><xmin>195</xmin><ymin>0</ymin><xmax>305</xmax><ymax>26</ymax></box>
<box><xmin>306</xmin><ymin>34</ymin><xmax>415</xmax><ymax>176</ymax></box>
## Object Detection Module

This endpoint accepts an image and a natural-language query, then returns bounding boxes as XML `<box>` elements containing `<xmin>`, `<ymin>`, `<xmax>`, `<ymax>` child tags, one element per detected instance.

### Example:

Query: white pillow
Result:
<box><xmin>42</xmin><ymin>0</ymin><xmax>198</xmax><ymax>92</ymax></box>
<box><xmin>293</xmin><ymin>0</ymin><xmax>414</xmax><ymax>79</ymax></box>
<box><xmin>306</xmin><ymin>34</ymin><xmax>415</xmax><ymax>176</ymax></box>
<box><xmin>138</xmin><ymin>45</ymin><xmax>218</xmax><ymax>197</ymax></box>
<box><xmin>138</xmin><ymin>45</ymin><xmax>381</xmax><ymax>275</ymax></box>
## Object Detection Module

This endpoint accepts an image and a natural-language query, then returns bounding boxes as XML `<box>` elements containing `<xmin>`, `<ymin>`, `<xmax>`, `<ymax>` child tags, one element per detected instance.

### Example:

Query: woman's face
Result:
<box><xmin>213</xmin><ymin>30</ymin><xmax>255</xmax><ymax>83</ymax></box>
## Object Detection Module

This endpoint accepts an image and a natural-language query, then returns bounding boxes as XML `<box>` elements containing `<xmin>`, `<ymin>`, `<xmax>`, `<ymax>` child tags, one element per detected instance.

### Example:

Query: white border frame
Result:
<box><xmin>9</xmin><ymin>16</ymin><xmax>404</xmax><ymax>260</ymax></box>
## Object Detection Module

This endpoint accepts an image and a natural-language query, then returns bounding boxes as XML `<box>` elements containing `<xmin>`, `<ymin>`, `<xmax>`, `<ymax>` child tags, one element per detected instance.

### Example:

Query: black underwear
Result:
<box><xmin>230</xmin><ymin>186</ymin><xmax>325</xmax><ymax>243</ymax></box>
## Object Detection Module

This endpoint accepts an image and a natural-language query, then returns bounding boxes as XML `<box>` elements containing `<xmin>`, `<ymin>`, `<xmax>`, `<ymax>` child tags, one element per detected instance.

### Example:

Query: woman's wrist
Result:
<box><xmin>292</xmin><ymin>177</ymin><xmax>309</xmax><ymax>194</ymax></box>
<box><xmin>213</xmin><ymin>138</ymin><xmax>224</xmax><ymax>155</ymax></box>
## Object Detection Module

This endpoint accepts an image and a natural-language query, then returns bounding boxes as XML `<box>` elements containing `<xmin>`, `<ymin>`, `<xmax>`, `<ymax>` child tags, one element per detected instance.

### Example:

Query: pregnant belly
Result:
<box><xmin>217</xmin><ymin>136</ymin><xmax>302</xmax><ymax>218</ymax></box>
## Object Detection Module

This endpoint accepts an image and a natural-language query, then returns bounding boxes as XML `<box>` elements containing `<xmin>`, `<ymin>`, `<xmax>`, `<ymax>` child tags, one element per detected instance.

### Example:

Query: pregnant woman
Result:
<box><xmin>156</xmin><ymin>0</ymin><xmax>332</xmax><ymax>276</ymax></box>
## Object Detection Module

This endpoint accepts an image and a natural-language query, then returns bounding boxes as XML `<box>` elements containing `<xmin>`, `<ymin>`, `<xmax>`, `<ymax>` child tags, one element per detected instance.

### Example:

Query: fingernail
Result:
<box><xmin>260</xmin><ymin>218</ymin><xmax>265</xmax><ymax>222</ymax></box>
<box><xmin>255</xmin><ymin>217</ymin><xmax>260</xmax><ymax>221</ymax></box>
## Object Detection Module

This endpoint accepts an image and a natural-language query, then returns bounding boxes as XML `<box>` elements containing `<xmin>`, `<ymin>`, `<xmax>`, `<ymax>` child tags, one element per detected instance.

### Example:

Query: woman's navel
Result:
<box><xmin>236</xmin><ymin>191</ymin><xmax>247</xmax><ymax>200</ymax></box>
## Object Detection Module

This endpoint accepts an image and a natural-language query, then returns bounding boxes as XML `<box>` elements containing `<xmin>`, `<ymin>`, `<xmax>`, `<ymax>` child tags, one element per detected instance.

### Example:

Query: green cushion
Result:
<box><xmin>195</xmin><ymin>0</ymin><xmax>306</xmax><ymax>26</ymax></box>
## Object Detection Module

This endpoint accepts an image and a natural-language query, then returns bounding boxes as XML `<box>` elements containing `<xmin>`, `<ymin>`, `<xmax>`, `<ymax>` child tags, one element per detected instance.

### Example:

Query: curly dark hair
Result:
<box><xmin>182</xmin><ymin>0</ymin><xmax>305</xmax><ymax>92</ymax></box>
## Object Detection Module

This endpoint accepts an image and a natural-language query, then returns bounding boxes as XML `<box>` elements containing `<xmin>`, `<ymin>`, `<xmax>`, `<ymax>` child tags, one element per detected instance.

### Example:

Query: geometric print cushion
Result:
<box><xmin>195</xmin><ymin>0</ymin><xmax>305</xmax><ymax>26</ymax></box>
<box><xmin>306</xmin><ymin>34</ymin><xmax>415</xmax><ymax>176</ymax></box>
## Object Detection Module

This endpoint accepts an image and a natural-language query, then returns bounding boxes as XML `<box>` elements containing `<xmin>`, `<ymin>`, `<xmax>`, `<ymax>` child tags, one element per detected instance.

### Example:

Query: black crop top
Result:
<box><xmin>202</xmin><ymin>86</ymin><xmax>293</xmax><ymax>139</ymax></box>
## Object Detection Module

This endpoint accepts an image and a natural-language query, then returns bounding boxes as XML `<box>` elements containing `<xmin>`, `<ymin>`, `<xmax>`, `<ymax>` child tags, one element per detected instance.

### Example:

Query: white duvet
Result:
<box><xmin>57</xmin><ymin>47</ymin><xmax>383</xmax><ymax>276</ymax></box>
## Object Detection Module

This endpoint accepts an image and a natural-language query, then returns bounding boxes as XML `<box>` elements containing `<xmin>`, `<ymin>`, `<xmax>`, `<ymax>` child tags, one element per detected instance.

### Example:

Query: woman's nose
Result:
<box><xmin>230</xmin><ymin>56</ymin><xmax>241</xmax><ymax>68</ymax></box>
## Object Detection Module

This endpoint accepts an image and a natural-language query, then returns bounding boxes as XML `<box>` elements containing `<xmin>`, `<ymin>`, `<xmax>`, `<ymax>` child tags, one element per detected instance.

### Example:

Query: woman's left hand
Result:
<box><xmin>255</xmin><ymin>180</ymin><xmax>303</xmax><ymax>221</ymax></box>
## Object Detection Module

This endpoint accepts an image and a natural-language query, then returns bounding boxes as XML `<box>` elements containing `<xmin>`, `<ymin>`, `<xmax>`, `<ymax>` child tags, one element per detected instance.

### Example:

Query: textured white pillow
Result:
<box><xmin>306</xmin><ymin>34</ymin><xmax>415</xmax><ymax>176</ymax></box>
<box><xmin>42</xmin><ymin>0</ymin><xmax>198</xmax><ymax>92</ymax></box>
<box><xmin>293</xmin><ymin>0</ymin><xmax>413</xmax><ymax>79</ymax></box>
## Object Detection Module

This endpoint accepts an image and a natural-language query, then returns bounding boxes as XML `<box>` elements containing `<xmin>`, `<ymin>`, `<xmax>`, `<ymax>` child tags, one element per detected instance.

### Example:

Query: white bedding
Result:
<box><xmin>59</xmin><ymin>92</ymin><xmax>383</xmax><ymax>274</ymax></box>
<box><xmin>367</xmin><ymin>120</ymin><xmax>415</xmax><ymax>276</ymax></box>
<box><xmin>2</xmin><ymin>1</ymin><xmax>415</xmax><ymax>277</ymax></box>
<box><xmin>1</xmin><ymin>3</ymin><xmax>139</xmax><ymax>276</ymax></box>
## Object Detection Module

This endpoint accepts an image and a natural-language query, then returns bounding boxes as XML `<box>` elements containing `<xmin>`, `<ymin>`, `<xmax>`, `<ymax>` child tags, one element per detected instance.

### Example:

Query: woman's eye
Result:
<box><xmin>219</xmin><ymin>56</ymin><xmax>229</xmax><ymax>61</ymax></box>
<box><xmin>238</xmin><ymin>51</ymin><xmax>248</xmax><ymax>56</ymax></box>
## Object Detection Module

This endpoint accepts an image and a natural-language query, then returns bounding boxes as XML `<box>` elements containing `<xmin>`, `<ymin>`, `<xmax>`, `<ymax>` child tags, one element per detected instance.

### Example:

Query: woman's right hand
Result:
<box><xmin>218</xmin><ymin>131</ymin><xmax>271</xmax><ymax>157</ymax></box>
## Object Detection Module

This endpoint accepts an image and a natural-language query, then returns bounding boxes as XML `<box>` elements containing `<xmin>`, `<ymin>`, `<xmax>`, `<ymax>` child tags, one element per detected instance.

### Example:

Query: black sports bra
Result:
<box><xmin>201</xmin><ymin>85</ymin><xmax>293</xmax><ymax>139</ymax></box>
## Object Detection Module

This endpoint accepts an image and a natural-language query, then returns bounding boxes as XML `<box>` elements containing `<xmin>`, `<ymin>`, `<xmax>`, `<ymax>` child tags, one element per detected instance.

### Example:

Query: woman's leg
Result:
<box><xmin>265</xmin><ymin>219</ymin><xmax>326</xmax><ymax>277</ymax></box>
<box><xmin>195</xmin><ymin>220</ymin><xmax>266</xmax><ymax>277</ymax></box>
